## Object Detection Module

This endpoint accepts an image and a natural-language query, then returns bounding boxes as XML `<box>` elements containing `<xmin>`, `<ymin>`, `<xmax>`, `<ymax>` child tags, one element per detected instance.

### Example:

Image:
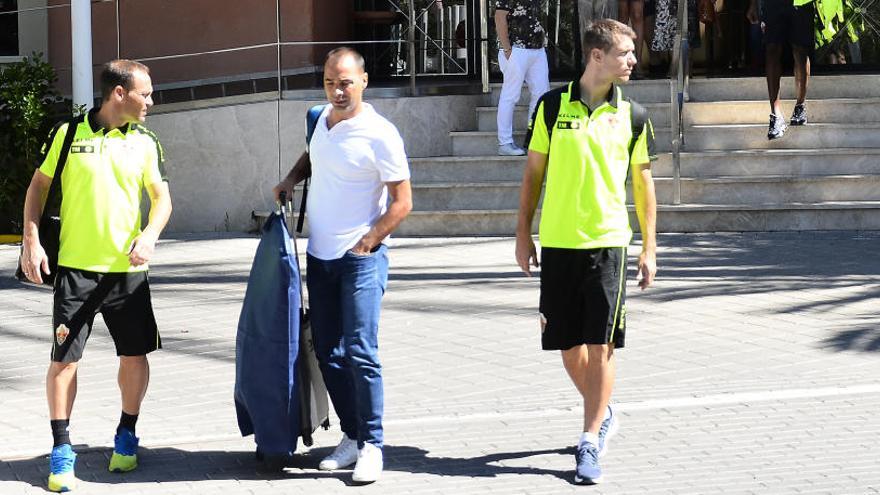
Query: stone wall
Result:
<box><xmin>146</xmin><ymin>93</ymin><xmax>482</xmax><ymax>232</ymax></box>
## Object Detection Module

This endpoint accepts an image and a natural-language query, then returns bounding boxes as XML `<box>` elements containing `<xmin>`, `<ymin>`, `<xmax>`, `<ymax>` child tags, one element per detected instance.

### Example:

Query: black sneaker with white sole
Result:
<box><xmin>768</xmin><ymin>113</ymin><xmax>787</xmax><ymax>140</ymax></box>
<box><xmin>790</xmin><ymin>103</ymin><xmax>807</xmax><ymax>126</ymax></box>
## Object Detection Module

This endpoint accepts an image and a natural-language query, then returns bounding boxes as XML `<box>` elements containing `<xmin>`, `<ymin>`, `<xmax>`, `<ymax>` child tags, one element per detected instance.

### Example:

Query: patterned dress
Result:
<box><xmin>495</xmin><ymin>0</ymin><xmax>547</xmax><ymax>49</ymax></box>
<box><xmin>652</xmin><ymin>0</ymin><xmax>700</xmax><ymax>51</ymax></box>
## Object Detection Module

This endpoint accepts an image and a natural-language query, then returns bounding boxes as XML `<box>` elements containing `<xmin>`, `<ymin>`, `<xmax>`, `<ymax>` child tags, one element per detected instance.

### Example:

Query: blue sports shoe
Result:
<box><xmin>109</xmin><ymin>428</ymin><xmax>139</xmax><ymax>472</ymax></box>
<box><xmin>598</xmin><ymin>405</ymin><xmax>620</xmax><ymax>458</ymax></box>
<box><xmin>48</xmin><ymin>443</ymin><xmax>77</xmax><ymax>492</ymax></box>
<box><xmin>574</xmin><ymin>441</ymin><xmax>602</xmax><ymax>485</ymax></box>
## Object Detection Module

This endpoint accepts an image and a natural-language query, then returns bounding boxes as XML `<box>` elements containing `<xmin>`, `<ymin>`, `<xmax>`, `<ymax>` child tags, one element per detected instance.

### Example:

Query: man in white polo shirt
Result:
<box><xmin>273</xmin><ymin>47</ymin><xmax>412</xmax><ymax>484</ymax></box>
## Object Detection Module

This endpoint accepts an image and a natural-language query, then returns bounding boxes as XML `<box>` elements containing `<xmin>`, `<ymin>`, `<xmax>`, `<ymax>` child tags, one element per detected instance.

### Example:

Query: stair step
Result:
<box><xmin>396</xmin><ymin>201</ymin><xmax>880</xmax><ymax>235</ymax></box>
<box><xmin>684</xmin><ymin>123</ymin><xmax>880</xmax><ymax>151</ymax></box>
<box><xmin>410</xmin><ymin>175</ymin><xmax>880</xmax><ymax>210</ymax></box>
<box><xmin>410</xmin><ymin>149</ymin><xmax>880</xmax><ymax>185</ymax></box>
<box><xmin>410</xmin><ymin>156</ymin><xmax>527</xmax><ymax>183</ymax></box>
<box><xmin>488</xmin><ymin>79</ymin><xmax>673</xmax><ymax>106</ymax></box>
<box><xmin>476</xmin><ymin>103</ymin><xmax>671</xmax><ymax>132</ymax></box>
<box><xmin>684</xmin><ymin>98</ymin><xmax>880</xmax><ymax>125</ymax></box>
<box><xmin>451</xmin><ymin>128</ymin><xmax>673</xmax><ymax>156</ymax></box>
<box><xmin>653</xmin><ymin>148</ymin><xmax>880</xmax><ymax>177</ymax></box>
<box><xmin>687</xmin><ymin>75</ymin><xmax>880</xmax><ymax>102</ymax></box>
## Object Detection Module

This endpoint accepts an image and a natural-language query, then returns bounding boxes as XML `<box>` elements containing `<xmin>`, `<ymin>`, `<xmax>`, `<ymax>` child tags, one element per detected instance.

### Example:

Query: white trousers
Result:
<box><xmin>497</xmin><ymin>47</ymin><xmax>550</xmax><ymax>146</ymax></box>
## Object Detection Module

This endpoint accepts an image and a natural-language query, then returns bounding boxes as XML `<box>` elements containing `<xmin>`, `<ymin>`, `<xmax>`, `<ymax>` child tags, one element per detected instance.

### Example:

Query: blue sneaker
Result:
<box><xmin>109</xmin><ymin>428</ymin><xmax>139</xmax><ymax>472</ymax></box>
<box><xmin>574</xmin><ymin>441</ymin><xmax>602</xmax><ymax>484</ymax></box>
<box><xmin>48</xmin><ymin>444</ymin><xmax>77</xmax><ymax>492</ymax></box>
<box><xmin>598</xmin><ymin>405</ymin><xmax>620</xmax><ymax>458</ymax></box>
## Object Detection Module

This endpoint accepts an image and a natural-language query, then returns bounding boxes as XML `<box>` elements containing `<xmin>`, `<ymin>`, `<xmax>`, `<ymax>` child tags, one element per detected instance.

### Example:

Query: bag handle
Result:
<box><xmin>278</xmin><ymin>190</ymin><xmax>307</xmax><ymax>311</ymax></box>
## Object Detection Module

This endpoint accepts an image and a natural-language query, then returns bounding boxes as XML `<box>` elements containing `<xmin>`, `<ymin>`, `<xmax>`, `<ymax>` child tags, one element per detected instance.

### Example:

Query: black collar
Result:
<box><xmin>569</xmin><ymin>80</ymin><xmax>619</xmax><ymax>109</ymax></box>
<box><xmin>87</xmin><ymin>107</ymin><xmax>130</xmax><ymax>134</ymax></box>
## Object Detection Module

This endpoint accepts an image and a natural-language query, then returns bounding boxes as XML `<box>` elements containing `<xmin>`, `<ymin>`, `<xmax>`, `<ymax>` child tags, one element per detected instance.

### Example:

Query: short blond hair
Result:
<box><xmin>582</xmin><ymin>19</ymin><xmax>637</xmax><ymax>64</ymax></box>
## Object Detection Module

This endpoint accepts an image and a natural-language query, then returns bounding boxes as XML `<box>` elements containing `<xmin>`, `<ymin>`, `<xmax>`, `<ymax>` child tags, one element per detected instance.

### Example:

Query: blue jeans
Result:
<box><xmin>306</xmin><ymin>244</ymin><xmax>388</xmax><ymax>448</ymax></box>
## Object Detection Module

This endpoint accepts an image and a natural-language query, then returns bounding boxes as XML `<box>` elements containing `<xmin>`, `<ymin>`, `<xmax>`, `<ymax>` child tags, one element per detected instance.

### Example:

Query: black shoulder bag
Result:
<box><xmin>15</xmin><ymin>116</ymin><xmax>82</xmax><ymax>286</ymax></box>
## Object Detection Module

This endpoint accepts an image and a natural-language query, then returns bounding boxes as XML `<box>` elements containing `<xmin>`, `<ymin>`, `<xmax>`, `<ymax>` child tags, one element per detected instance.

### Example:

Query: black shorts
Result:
<box><xmin>763</xmin><ymin>0</ymin><xmax>815</xmax><ymax>49</ymax></box>
<box><xmin>52</xmin><ymin>267</ymin><xmax>161</xmax><ymax>363</ymax></box>
<box><xmin>539</xmin><ymin>247</ymin><xmax>627</xmax><ymax>350</ymax></box>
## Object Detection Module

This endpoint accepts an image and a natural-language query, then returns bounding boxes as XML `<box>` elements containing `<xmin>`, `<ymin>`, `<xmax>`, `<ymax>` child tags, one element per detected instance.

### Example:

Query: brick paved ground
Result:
<box><xmin>1</xmin><ymin>232</ymin><xmax>878</xmax><ymax>494</ymax></box>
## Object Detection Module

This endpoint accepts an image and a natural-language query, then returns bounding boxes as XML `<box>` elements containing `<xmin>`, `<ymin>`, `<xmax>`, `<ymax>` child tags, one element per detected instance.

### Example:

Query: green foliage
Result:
<box><xmin>0</xmin><ymin>53</ymin><xmax>66</xmax><ymax>233</ymax></box>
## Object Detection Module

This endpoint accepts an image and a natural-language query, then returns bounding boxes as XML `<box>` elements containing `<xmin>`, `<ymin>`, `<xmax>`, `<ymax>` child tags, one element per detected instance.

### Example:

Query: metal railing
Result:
<box><xmin>1</xmin><ymin>0</ymin><xmax>491</xmax><ymax>97</ymax></box>
<box><xmin>669</xmin><ymin>0</ymin><xmax>690</xmax><ymax>205</ymax></box>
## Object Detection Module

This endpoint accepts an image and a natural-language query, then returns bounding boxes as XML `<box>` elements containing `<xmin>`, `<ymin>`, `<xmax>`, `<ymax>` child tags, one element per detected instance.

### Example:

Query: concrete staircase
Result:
<box><xmin>398</xmin><ymin>75</ymin><xmax>880</xmax><ymax>235</ymax></box>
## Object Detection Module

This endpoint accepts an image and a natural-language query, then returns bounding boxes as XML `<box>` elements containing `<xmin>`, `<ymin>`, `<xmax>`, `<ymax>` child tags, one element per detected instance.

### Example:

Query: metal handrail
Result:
<box><xmin>669</xmin><ymin>0</ymin><xmax>689</xmax><ymax>205</ymax></box>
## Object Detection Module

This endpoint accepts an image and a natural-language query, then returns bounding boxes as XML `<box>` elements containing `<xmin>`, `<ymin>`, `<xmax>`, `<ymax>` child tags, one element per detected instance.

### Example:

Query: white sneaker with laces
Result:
<box><xmin>318</xmin><ymin>435</ymin><xmax>358</xmax><ymax>471</ymax></box>
<box><xmin>498</xmin><ymin>143</ymin><xmax>526</xmax><ymax>156</ymax></box>
<box><xmin>351</xmin><ymin>442</ymin><xmax>383</xmax><ymax>484</ymax></box>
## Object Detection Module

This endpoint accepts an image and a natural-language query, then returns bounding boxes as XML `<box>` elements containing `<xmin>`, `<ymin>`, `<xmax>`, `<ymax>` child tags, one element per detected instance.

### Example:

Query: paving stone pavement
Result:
<box><xmin>1</xmin><ymin>232</ymin><xmax>879</xmax><ymax>494</ymax></box>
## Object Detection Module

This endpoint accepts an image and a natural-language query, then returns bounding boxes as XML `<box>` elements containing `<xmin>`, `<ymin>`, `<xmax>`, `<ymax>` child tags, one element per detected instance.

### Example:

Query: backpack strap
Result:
<box><xmin>305</xmin><ymin>104</ymin><xmax>325</xmax><ymax>153</ymax></box>
<box><xmin>522</xmin><ymin>85</ymin><xmax>565</xmax><ymax>153</ymax></box>
<box><xmin>298</xmin><ymin>104</ymin><xmax>326</xmax><ymax>234</ymax></box>
<box><xmin>627</xmin><ymin>98</ymin><xmax>656</xmax><ymax>161</ymax></box>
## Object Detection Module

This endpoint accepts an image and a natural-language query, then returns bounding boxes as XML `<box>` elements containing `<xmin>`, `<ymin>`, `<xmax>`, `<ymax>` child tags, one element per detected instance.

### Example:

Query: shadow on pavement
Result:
<box><xmin>822</xmin><ymin>325</ymin><xmax>880</xmax><ymax>352</ymax></box>
<box><xmin>1</xmin><ymin>444</ymin><xmax>575</xmax><ymax>490</ymax></box>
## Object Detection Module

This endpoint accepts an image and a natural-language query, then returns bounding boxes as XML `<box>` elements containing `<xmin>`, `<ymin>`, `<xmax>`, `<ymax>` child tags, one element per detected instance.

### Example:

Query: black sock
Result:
<box><xmin>117</xmin><ymin>411</ymin><xmax>138</xmax><ymax>435</ymax></box>
<box><xmin>51</xmin><ymin>419</ymin><xmax>71</xmax><ymax>447</ymax></box>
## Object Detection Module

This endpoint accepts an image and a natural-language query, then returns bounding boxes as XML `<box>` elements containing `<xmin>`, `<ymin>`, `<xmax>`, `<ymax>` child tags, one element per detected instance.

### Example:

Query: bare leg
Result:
<box><xmin>792</xmin><ymin>45</ymin><xmax>810</xmax><ymax>105</ymax></box>
<box><xmin>619</xmin><ymin>0</ymin><xmax>631</xmax><ymax>25</ymax></box>
<box><xmin>47</xmin><ymin>362</ymin><xmax>78</xmax><ymax>420</ymax></box>
<box><xmin>118</xmin><ymin>355</ymin><xmax>149</xmax><ymax>415</ymax></box>
<box><xmin>562</xmin><ymin>344</ymin><xmax>616</xmax><ymax>434</ymax></box>
<box><xmin>631</xmin><ymin>0</ymin><xmax>647</xmax><ymax>70</ymax></box>
<box><xmin>765</xmin><ymin>43</ymin><xmax>784</xmax><ymax>115</ymax></box>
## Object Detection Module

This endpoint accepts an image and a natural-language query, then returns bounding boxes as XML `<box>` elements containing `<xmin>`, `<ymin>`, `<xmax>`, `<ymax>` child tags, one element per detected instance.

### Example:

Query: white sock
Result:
<box><xmin>579</xmin><ymin>431</ymin><xmax>599</xmax><ymax>447</ymax></box>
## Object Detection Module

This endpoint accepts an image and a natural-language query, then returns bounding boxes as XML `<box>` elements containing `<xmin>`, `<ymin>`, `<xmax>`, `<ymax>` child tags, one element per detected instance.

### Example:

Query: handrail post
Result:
<box><xmin>409</xmin><ymin>0</ymin><xmax>417</xmax><ymax>96</ymax></box>
<box><xmin>669</xmin><ymin>0</ymin><xmax>689</xmax><ymax>206</ymax></box>
<box><xmin>480</xmin><ymin>0</ymin><xmax>489</xmax><ymax>93</ymax></box>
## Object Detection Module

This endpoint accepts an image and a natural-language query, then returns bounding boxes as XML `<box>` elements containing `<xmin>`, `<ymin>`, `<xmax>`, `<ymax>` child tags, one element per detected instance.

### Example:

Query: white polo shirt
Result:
<box><xmin>306</xmin><ymin>103</ymin><xmax>410</xmax><ymax>260</ymax></box>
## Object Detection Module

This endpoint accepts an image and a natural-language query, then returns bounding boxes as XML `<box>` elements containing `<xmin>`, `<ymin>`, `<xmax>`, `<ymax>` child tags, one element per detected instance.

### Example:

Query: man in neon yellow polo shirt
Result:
<box><xmin>515</xmin><ymin>19</ymin><xmax>657</xmax><ymax>485</ymax></box>
<box><xmin>19</xmin><ymin>60</ymin><xmax>171</xmax><ymax>492</ymax></box>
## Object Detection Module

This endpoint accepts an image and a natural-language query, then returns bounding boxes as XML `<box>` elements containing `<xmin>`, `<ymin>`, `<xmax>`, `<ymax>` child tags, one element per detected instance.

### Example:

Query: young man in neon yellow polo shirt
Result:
<box><xmin>515</xmin><ymin>19</ymin><xmax>657</xmax><ymax>485</ymax></box>
<box><xmin>19</xmin><ymin>60</ymin><xmax>172</xmax><ymax>492</ymax></box>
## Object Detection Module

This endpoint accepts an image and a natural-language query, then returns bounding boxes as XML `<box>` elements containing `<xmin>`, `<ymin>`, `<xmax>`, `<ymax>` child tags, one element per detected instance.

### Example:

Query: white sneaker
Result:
<box><xmin>498</xmin><ymin>143</ymin><xmax>526</xmax><ymax>156</ymax></box>
<box><xmin>318</xmin><ymin>435</ymin><xmax>358</xmax><ymax>471</ymax></box>
<box><xmin>351</xmin><ymin>442</ymin><xmax>383</xmax><ymax>484</ymax></box>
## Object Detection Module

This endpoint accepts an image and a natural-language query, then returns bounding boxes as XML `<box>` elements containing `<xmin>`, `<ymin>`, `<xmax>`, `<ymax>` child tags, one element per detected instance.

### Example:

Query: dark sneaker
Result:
<box><xmin>597</xmin><ymin>405</ymin><xmax>620</xmax><ymax>458</ymax></box>
<box><xmin>574</xmin><ymin>441</ymin><xmax>603</xmax><ymax>484</ymax></box>
<box><xmin>48</xmin><ymin>444</ymin><xmax>77</xmax><ymax>492</ymax></box>
<box><xmin>768</xmin><ymin>114</ymin><xmax>787</xmax><ymax>140</ymax></box>
<box><xmin>109</xmin><ymin>428</ymin><xmax>139</xmax><ymax>472</ymax></box>
<box><xmin>790</xmin><ymin>103</ymin><xmax>807</xmax><ymax>126</ymax></box>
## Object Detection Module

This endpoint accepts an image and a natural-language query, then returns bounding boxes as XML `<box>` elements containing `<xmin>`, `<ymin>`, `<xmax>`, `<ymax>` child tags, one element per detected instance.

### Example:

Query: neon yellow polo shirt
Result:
<box><xmin>38</xmin><ymin>110</ymin><xmax>167</xmax><ymax>273</ymax></box>
<box><xmin>528</xmin><ymin>82</ymin><xmax>656</xmax><ymax>249</ymax></box>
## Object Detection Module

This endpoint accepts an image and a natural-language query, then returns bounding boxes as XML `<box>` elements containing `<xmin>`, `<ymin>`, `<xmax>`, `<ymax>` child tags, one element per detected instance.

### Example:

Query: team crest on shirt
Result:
<box><xmin>606</xmin><ymin>115</ymin><xmax>621</xmax><ymax>129</ymax></box>
<box><xmin>55</xmin><ymin>324</ymin><xmax>70</xmax><ymax>345</ymax></box>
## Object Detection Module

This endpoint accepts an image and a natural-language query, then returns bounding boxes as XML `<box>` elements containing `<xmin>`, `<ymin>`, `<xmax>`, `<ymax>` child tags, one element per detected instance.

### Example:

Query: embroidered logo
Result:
<box><xmin>556</xmin><ymin>120</ymin><xmax>581</xmax><ymax>130</ymax></box>
<box><xmin>55</xmin><ymin>324</ymin><xmax>70</xmax><ymax>346</ymax></box>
